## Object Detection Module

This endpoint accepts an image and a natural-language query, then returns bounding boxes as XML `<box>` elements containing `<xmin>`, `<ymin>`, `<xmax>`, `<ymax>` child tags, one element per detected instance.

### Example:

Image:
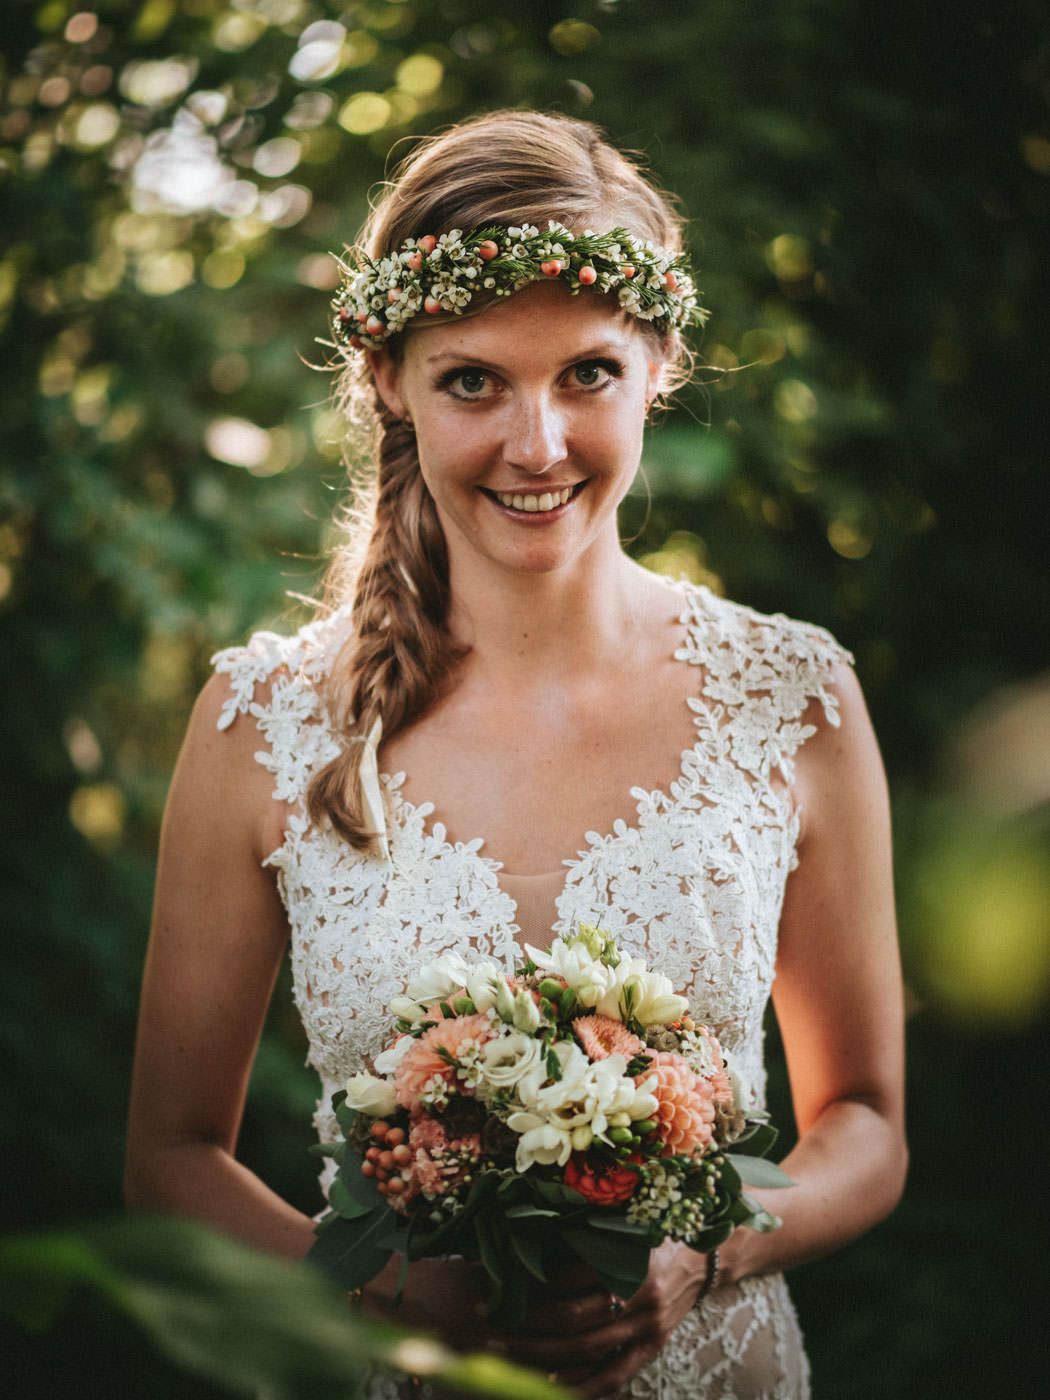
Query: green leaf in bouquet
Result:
<box><xmin>532</xmin><ymin>1180</ymin><xmax>588</xmax><ymax>1210</ymax></box>
<box><xmin>738</xmin><ymin>1194</ymin><xmax>783</xmax><ymax>1232</ymax></box>
<box><xmin>724</xmin><ymin>1154</ymin><xmax>796</xmax><ymax>1189</ymax></box>
<box><xmin>584</xmin><ymin>1215</ymin><xmax>652</xmax><ymax>1239</ymax></box>
<box><xmin>307</xmin><ymin>1202</ymin><xmax>397</xmax><ymax>1292</ymax></box>
<box><xmin>474</xmin><ymin>1212</ymin><xmax>507</xmax><ymax>1307</ymax></box>
<box><xmin>333</xmin><ymin>1097</ymin><xmax>359</xmax><ymax>1137</ymax></box>
<box><xmin>329</xmin><ymin>1174</ymin><xmax>382</xmax><ymax>1222</ymax></box>
<box><xmin>335</xmin><ymin>1159</ymin><xmax>387</xmax><ymax>1216</ymax></box>
<box><xmin>508</xmin><ymin>1229</ymin><xmax>548</xmax><ymax>1284</ymax></box>
<box><xmin>729</xmin><ymin>1120</ymin><xmax>779</xmax><ymax>1157</ymax></box>
<box><xmin>308</xmin><ymin>1141</ymin><xmax>347</xmax><ymax>1165</ymax></box>
<box><xmin>562</xmin><ymin>1226</ymin><xmax>651</xmax><ymax>1297</ymax></box>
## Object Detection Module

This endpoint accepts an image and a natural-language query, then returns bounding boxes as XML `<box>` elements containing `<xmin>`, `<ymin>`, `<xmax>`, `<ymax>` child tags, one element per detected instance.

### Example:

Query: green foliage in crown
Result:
<box><xmin>330</xmin><ymin>222</ymin><xmax>709</xmax><ymax>351</ymax></box>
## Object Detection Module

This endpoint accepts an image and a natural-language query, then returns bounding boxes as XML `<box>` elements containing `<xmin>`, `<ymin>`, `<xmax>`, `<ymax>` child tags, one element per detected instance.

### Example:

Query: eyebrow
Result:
<box><xmin>424</xmin><ymin>340</ymin><xmax>634</xmax><ymax>370</ymax></box>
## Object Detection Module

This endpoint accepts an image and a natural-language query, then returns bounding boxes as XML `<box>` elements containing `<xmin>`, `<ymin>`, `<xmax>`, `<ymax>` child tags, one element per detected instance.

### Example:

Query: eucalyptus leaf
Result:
<box><xmin>725</xmin><ymin>1154</ymin><xmax>795</xmax><ymax>1188</ymax></box>
<box><xmin>329</xmin><ymin>1174</ymin><xmax>379</xmax><ymax>1221</ymax></box>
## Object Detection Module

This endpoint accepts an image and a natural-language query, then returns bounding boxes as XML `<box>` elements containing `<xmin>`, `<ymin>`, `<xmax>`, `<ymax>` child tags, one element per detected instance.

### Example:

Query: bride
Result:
<box><xmin>125</xmin><ymin>109</ymin><xmax>907</xmax><ymax>1398</ymax></box>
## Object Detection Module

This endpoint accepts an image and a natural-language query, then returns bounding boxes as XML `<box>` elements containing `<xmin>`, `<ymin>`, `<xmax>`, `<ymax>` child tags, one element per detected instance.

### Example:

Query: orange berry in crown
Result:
<box><xmin>478</xmin><ymin>239</ymin><xmax>500</xmax><ymax>261</ymax></box>
<box><xmin>578</xmin><ymin>265</ymin><xmax>597</xmax><ymax>285</ymax></box>
<box><xmin>540</xmin><ymin>259</ymin><xmax>563</xmax><ymax>277</ymax></box>
<box><xmin>417</xmin><ymin>234</ymin><xmax>437</xmax><ymax>254</ymax></box>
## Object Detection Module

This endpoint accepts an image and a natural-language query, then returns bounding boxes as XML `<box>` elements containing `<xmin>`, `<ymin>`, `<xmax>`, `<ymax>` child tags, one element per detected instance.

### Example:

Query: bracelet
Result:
<box><xmin>695</xmin><ymin>1247</ymin><xmax>721</xmax><ymax>1301</ymax></box>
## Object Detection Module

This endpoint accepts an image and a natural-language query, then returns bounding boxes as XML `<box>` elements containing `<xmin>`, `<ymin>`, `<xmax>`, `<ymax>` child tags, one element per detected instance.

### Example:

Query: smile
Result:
<box><xmin>482</xmin><ymin>483</ymin><xmax>585</xmax><ymax>514</ymax></box>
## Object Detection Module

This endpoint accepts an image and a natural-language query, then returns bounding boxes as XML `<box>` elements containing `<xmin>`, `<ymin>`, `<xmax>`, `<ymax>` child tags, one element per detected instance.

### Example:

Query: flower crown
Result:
<box><xmin>330</xmin><ymin>221</ymin><xmax>709</xmax><ymax>352</ymax></box>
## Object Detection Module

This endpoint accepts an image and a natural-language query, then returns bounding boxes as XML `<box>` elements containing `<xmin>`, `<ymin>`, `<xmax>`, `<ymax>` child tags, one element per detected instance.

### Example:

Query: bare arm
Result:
<box><xmin>720</xmin><ymin>661</ymin><xmax>908</xmax><ymax>1285</ymax></box>
<box><xmin>124</xmin><ymin>670</ymin><xmax>316</xmax><ymax>1260</ymax></box>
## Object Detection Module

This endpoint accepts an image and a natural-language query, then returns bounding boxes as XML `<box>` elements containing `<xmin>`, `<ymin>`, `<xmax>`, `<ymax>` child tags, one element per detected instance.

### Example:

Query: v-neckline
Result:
<box><xmin>377</xmin><ymin>578</ymin><xmax>712</xmax><ymax>943</ymax></box>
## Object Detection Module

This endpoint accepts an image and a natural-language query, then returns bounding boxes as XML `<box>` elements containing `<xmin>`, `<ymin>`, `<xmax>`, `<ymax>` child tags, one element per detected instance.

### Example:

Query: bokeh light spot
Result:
<box><xmin>69</xmin><ymin>783</ymin><xmax>126</xmax><ymax>850</ymax></box>
<box><xmin>396</xmin><ymin>54</ymin><xmax>444</xmax><ymax>97</ymax></box>
<box><xmin>549</xmin><ymin>20</ymin><xmax>602</xmax><ymax>56</ymax></box>
<box><xmin>338</xmin><ymin>92</ymin><xmax>391</xmax><ymax>135</ymax></box>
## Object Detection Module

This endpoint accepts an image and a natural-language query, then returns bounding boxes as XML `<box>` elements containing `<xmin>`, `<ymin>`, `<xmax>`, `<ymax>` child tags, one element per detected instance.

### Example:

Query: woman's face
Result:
<box><xmin>369</xmin><ymin>280</ymin><xmax>665</xmax><ymax>578</ymax></box>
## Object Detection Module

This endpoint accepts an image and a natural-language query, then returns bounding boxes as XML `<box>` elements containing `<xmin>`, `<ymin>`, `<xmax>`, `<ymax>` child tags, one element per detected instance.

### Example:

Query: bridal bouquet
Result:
<box><xmin>308</xmin><ymin>926</ymin><xmax>790</xmax><ymax>1325</ymax></box>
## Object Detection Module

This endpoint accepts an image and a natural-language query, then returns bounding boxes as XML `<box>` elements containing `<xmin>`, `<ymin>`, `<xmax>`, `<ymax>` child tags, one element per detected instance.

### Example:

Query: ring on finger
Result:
<box><xmin>609</xmin><ymin>1294</ymin><xmax>625</xmax><ymax>1317</ymax></box>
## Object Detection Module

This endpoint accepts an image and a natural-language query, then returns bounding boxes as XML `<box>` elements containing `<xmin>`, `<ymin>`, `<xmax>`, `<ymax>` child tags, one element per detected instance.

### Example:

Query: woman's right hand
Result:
<box><xmin>359</xmin><ymin>1253</ymin><xmax>501</xmax><ymax>1354</ymax></box>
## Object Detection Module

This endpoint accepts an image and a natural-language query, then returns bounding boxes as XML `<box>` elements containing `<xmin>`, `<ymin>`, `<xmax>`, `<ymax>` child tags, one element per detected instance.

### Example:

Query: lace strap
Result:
<box><xmin>209</xmin><ymin>615</ymin><xmax>344</xmax><ymax>806</ymax></box>
<box><xmin>677</xmin><ymin>584</ymin><xmax>855</xmax><ymax>783</ymax></box>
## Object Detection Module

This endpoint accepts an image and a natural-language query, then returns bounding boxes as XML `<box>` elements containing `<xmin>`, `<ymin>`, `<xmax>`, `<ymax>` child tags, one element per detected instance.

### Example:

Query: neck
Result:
<box><xmin>444</xmin><ymin>533</ymin><xmax>657</xmax><ymax>677</ymax></box>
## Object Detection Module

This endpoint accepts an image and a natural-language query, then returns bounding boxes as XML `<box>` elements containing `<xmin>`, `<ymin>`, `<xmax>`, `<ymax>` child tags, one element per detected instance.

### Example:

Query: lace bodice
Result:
<box><xmin>213</xmin><ymin>579</ymin><xmax>853</xmax><ymax>1400</ymax></box>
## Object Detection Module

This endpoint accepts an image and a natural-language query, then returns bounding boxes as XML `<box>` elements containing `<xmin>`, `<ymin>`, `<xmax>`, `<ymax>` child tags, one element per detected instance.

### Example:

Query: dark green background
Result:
<box><xmin>3</xmin><ymin>1</ymin><xmax>1048</xmax><ymax>1394</ymax></box>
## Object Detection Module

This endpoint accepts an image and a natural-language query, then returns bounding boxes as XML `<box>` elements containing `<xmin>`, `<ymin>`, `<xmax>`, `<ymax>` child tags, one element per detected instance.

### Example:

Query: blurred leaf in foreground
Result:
<box><xmin>0</xmin><ymin>1214</ymin><xmax>571</xmax><ymax>1400</ymax></box>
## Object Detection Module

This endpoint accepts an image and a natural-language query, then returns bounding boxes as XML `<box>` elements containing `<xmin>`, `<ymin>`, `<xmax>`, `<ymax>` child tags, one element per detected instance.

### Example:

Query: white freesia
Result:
<box><xmin>595</xmin><ymin>955</ymin><xmax>688</xmax><ymax>1026</ymax></box>
<box><xmin>477</xmin><ymin>1030</ymin><xmax>544</xmax><ymax>1091</ymax></box>
<box><xmin>493</xmin><ymin>978</ymin><xmax>516</xmax><ymax>1023</ymax></box>
<box><xmin>512</xmin><ymin>1046</ymin><xmax>659</xmax><ymax>1151</ymax></box>
<box><xmin>463</xmin><ymin>958</ymin><xmax>505</xmax><ymax>1013</ymax></box>
<box><xmin>402</xmin><ymin>951</ymin><xmax>471</xmax><ymax>1006</ymax></box>
<box><xmin>343</xmin><ymin>1071</ymin><xmax>397</xmax><ymax>1118</ymax></box>
<box><xmin>524</xmin><ymin>936</ymin><xmax>618</xmax><ymax>1009</ymax></box>
<box><xmin>372</xmin><ymin>1034</ymin><xmax>414</xmax><ymax>1075</ymax></box>
<box><xmin>504</xmin><ymin>1116</ymin><xmax>574</xmax><ymax>1171</ymax></box>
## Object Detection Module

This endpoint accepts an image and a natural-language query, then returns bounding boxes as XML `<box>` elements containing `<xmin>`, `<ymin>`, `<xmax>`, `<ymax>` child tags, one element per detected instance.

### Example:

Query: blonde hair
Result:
<box><xmin>305</xmin><ymin>109</ymin><xmax>692</xmax><ymax>850</ymax></box>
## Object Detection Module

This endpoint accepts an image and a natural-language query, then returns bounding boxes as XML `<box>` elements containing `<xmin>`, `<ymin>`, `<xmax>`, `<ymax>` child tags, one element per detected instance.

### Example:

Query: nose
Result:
<box><xmin>502</xmin><ymin>392</ymin><xmax>568</xmax><ymax>475</ymax></box>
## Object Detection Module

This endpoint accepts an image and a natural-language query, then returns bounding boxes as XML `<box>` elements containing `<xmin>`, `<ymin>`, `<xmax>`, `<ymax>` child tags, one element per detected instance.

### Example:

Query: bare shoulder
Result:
<box><xmin>171</xmin><ymin>666</ymin><xmax>293</xmax><ymax>868</ymax></box>
<box><xmin>791</xmin><ymin>660</ymin><xmax>890</xmax><ymax>847</ymax></box>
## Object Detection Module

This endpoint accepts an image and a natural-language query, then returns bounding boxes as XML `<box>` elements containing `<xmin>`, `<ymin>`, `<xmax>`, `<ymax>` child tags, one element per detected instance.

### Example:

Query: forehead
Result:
<box><xmin>401</xmin><ymin>279</ymin><xmax>649</xmax><ymax>370</ymax></box>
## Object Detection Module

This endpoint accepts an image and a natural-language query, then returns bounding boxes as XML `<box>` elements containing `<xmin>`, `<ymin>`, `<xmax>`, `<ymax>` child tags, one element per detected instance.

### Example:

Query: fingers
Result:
<box><xmin>567</xmin><ymin>1337</ymin><xmax>659</xmax><ymax>1399</ymax></box>
<box><xmin>499</xmin><ymin>1306</ymin><xmax>654</xmax><ymax>1371</ymax></box>
<box><xmin>522</xmin><ymin>1288</ymin><xmax>637</xmax><ymax>1336</ymax></box>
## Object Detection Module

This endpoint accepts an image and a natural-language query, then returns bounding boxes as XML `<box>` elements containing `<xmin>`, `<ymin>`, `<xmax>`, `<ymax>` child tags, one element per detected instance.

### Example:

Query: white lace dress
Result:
<box><xmin>212</xmin><ymin>579</ymin><xmax>854</xmax><ymax>1400</ymax></box>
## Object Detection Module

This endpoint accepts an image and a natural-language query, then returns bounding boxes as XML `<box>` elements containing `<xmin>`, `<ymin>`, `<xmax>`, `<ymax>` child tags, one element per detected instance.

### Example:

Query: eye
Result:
<box><xmin>438</xmin><ymin>367</ymin><xmax>497</xmax><ymax>400</ymax></box>
<box><xmin>567</xmin><ymin>358</ymin><xmax>624</xmax><ymax>391</ymax></box>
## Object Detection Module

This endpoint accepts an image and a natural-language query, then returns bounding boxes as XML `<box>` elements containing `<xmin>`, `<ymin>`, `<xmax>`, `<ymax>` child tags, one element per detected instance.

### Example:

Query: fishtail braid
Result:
<box><xmin>304</xmin><ymin>400</ymin><xmax>466</xmax><ymax>850</ymax></box>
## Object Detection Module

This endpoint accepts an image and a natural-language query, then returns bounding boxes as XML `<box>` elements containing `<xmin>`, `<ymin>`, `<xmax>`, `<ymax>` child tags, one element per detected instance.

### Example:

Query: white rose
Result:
<box><xmin>343</xmin><ymin>1072</ymin><xmax>397</xmax><ymax>1118</ymax></box>
<box><xmin>478</xmin><ymin>1030</ymin><xmax>544</xmax><ymax>1091</ymax></box>
<box><xmin>372</xmin><ymin>1034</ymin><xmax>414</xmax><ymax>1075</ymax></box>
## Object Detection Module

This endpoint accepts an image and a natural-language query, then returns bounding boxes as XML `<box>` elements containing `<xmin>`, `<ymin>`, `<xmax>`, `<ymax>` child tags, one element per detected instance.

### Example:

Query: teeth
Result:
<box><xmin>494</xmin><ymin>485</ymin><xmax>575</xmax><ymax>512</ymax></box>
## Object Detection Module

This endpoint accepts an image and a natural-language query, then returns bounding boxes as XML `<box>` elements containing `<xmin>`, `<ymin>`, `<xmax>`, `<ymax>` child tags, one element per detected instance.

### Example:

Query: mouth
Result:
<box><xmin>479</xmin><ymin>480</ymin><xmax>588</xmax><ymax>517</ymax></box>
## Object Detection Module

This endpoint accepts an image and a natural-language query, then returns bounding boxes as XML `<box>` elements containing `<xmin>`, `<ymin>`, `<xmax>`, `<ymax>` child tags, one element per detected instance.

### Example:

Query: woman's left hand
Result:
<box><xmin>495</xmin><ymin>1239</ymin><xmax>713</xmax><ymax>1398</ymax></box>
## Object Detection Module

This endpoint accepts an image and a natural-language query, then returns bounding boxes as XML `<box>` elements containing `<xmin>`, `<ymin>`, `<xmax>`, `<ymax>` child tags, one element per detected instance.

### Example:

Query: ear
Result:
<box><xmin>645</xmin><ymin>354</ymin><xmax>666</xmax><ymax>406</ymax></box>
<box><xmin>366</xmin><ymin>348</ymin><xmax>407</xmax><ymax>420</ymax></box>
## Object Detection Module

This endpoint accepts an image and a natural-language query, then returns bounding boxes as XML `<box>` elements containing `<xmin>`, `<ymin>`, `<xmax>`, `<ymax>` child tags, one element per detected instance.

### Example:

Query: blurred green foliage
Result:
<box><xmin>2</xmin><ymin>0</ymin><xmax>1048</xmax><ymax>1395</ymax></box>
